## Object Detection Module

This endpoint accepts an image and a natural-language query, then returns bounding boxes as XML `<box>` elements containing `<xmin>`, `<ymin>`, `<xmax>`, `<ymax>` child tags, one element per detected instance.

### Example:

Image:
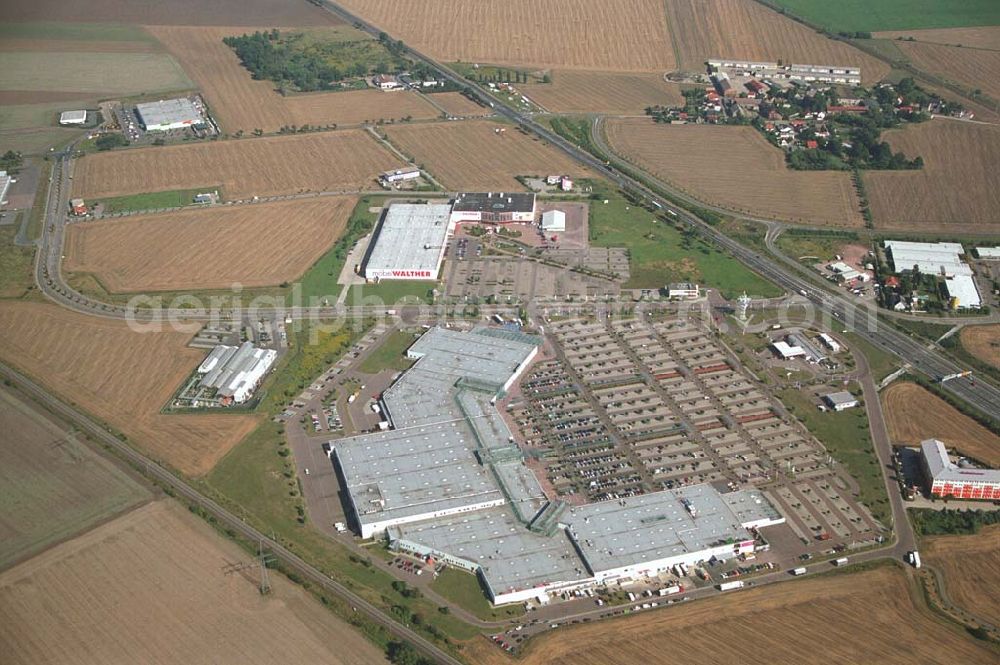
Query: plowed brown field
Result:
<box><xmin>893</xmin><ymin>41</ymin><xmax>1000</xmax><ymax>101</ymax></box>
<box><xmin>664</xmin><ymin>0</ymin><xmax>888</xmax><ymax>84</ymax></box>
<box><xmin>0</xmin><ymin>302</ymin><xmax>259</xmax><ymax>476</ymax></box>
<box><xmin>881</xmin><ymin>381</ymin><xmax>1000</xmax><ymax>467</ymax></box>
<box><xmin>960</xmin><ymin>324</ymin><xmax>1000</xmax><ymax>370</ymax></box>
<box><xmin>336</xmin><ymin>0</ymin><xmax>676</xmax><ymax>71</ymax></box>
<box><xmin>467</xmin><ymin>566</ymin><xmax>996</xmax><ymax>665</ymax></box>
<box><xmin>604</xmin><ymin>119</ymin><xmax>863</xmax><ymax>226</ymax></box>
<box><xmin>72</xmin><ymin>130</ymin><xmax>403</xmax><ymax>200</ymax></box>
<box><xmin>875</xmin><ymin>27</ymin><xmax>1000</xmax><ymax>51</ymax></box>
<box><xmin>521</xmin><ymin>71</ymin><xmax>684</xmax><ymax>114</ymax></box>
<box><xmin>923</xmin><ymin>526</ymin><xmax>1000</xmax><ymax>627</ymax></box>
<box><xmin>866</xmin><ymin>121</ymin><xmax>1000</xmax><ymax>233</ymax></box>
<box><xmin>148</xmin><ymin>25</ymin><xmax>440</xmax><ymax>133</ymax></box>
<box><xmin>0</xmin><ymin>500</ymin><xmax>386</xmax><ymax>665</ymax></box>
<box><xmin>64</xmin><ymin>197</ymin><xmax>356</xmax><ymax>292</ymax></box>
<box><xmin>384</xmin><ymin>120</ymin><xmax>593</xmax><ymax>191</ymax></box>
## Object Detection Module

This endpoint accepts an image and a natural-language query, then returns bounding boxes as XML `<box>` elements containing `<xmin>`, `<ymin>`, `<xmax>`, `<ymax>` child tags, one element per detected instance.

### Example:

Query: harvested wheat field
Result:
<box><xmin>468</xmin><ymin>566</ymin><xmax>995</xmax><ymax>665</ymax></box>
<box><xmin>522</xmin><ymin>71</ymin><xmax>684</xmax><ymax>114</ymax></box>
<box><xmin>0</xmin><ymin>302</ymin><xmax>259</xmax><ymax>476</ymax></box>
<box><xmin>866</xmin><ymin>121</ymin><xmax>1000</xmax><ymax>234</ymax></box>
<box><xmin>875</xmin><ymin>27</ymin><xmax>1000</xmax><ymax>51</ymax></box>
<box><xmin>664</xmin><ymin>0</ymin><xmax>889</xmax><ymax>84</ymax></box>
<box><xmin>960</xmin><ymin>324</ymin><xmax>1000</xmax><ymax>370</ymax></box>
<box><xmin>882</xmin><ymin>381</ymin><xmax>1000</xmax><ymax>467</ymax></box>
<box><xmin>604</xmin><ymin>119</ymin><xmax>863</xmax><ymax>226</ymax></box>
<box><xmin>337</xmin><ymin>0</ymin><xmax>675</xmax><ymax>71</ymax></box>
<box><xmin>430</xmin><ymin>92</ymin><xmax>490</xmax><ymax>117</ymax></box>
<box><xmin>64</xmin><ymin>197</ymin><xmax>356</xmax><ymax>293</ymax></box>
<box><xmin>923</xmin><ymin>525</ymin><xmax>1000</xmax><ymax>627</ymax></box>
<box><xmin>384</xmin><ymin>120</ymin><xmax>593</xmax><ymax>191</ymax></box>
<box><xmin>72</xmin><ymin>130</ymin><xmax>402</xmax><ymax>201</ymax></box>
<box><xmin>148</xmin><ymin>25</ymin><xmax>439</xmax><ymax>133</ymax></box>
<box><xmin>892</xmin><ymin>41</ymin><xmax>1000</xmax><ymax>102</ymax></box>
<box><xmin>0</xmin><ymin>387</ymin><xmax>149</xmax><ymax>570</ymax></box>
<box><xmin>0</xmin><ymin>500</ymin><xmax>386</xmax><ymax>665</ymax></box>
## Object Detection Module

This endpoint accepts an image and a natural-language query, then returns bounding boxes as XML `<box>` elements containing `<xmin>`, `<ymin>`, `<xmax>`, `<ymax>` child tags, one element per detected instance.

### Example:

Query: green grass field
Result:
<box><xmin>776</xmin><ymin>231</ymin><xmax>864</xmax><ymax>265</ymax></box>
<box><xmin>297</xmin><ymin>196</ymin><xmax>388</xmax><ymax>304</ymax></box>
<box><xmin>0</xmin><ymin>22</ymin><xmax>157</xmax><ymax>42</ymax></box>
<box><xmin>0</xmin><ymin>224</ymin><xmax>36</xmax><ymax>299</ymax></box>
<box><xmin>356</xmin><ymin>330</ymin><xmax>417</xmax><ymax>375</ymax></box>
<box><xmin>767</xmin><ymin>0</ymin><xmax>1000</xmax><ymax>33</ymax></box>
<box><xmin>587</xmin><ymin>183</ymin><xmax>781</xmax><ymax>298</ymax></box>
<box><xmin>0</xmin><ymin>386</ymin><xmax>150</xmax><ymax>569</ymax></box>
<box><xmin>778</xmin><ymin>386</ymin><xmax>891</xmax><ymax>526</ymax></box>
<box><xmin>431</xmin><ymin>568</ymin><xmax>524</xmax><ymax>621</ymax></box>
<box><xmin>841</xmin><ymin>332</ymin><xmax>900</xmax><ymax>383</ymax></box>
<box><xmin>0</xmin><ymin>52</ymin><xmax>192</xmax><ymax>95</ymax></box>
<box><xmin>94</xmin><ymin>188</ymin><xmax>218</xmax><ymax>214</ymax></box>
<box><xmin>346</xmin><ymin>280</ymin><xmax>437</xmax><ymax>306</ymax></box>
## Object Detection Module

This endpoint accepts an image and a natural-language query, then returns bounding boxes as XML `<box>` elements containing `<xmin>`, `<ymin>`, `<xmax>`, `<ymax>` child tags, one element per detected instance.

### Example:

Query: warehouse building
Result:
<box><xmin>136</xmin><ymin>98</ymin><xmax>203</xmax><ymax>131</ymax></box>
<box><xmin>328</xmin><ymin>327</ymin><xmax>784</xmax><ymax>605</ymax></box>
<box><xmin>450</xmin><ymin>192</ymin><xmax>536</xmax><ymax>224</ymax></box>
<box><xmin>361</xmin><ymin>203</ymin><xmax>453</xmax><ymax>281</ymax></box>
<box><xmin>197</xmin><ymin>341</ymin><xmax>276</xmax><ymax>404</ymax></box>
<box><xmin>976</xmin><ymin>247</ymin><xmax>1000</xmax><ymax>259</ymax></box>
<box><xmin>884</xmin><ymin>240</ymin><xmax>981</xmax><ymax>309</ymax></box>
<box><xmin>59</xmin><ymin>109</ymin><xmax>88</xmax><ymax>125</ymax></box>
<box><xmin>884</xmin><ymin>240</ymin><xmax>972</xmax><ymax>277</ymax></box>
<box><xmin>822</xmin><ymin>391</ymin><xmax>858</xmax><ymax>411</ymax></box>
<box><xmin>921</xmin><ymin>439</ymin><xmax>1000</xmax><ymax>501</ymax></box>
<box><xmin>379</xmin><ymin>167</ymin><xmax>421</xmax><ymax>185</ymax></box>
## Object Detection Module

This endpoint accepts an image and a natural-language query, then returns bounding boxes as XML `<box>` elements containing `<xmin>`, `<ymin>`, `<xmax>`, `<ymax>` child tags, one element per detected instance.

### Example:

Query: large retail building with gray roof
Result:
<box><xmin>327</xmin><ymin>327</ymin><xmax>784</xmax><ymax>605</ymax></box>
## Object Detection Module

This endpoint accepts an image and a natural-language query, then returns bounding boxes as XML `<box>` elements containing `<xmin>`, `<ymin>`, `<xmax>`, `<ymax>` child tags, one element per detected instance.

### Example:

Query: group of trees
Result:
<box><xmin>0</xmin><ymin>150</ymin><xmax>23</xmax><ymax>173</ymax></box>
<box><xmin>911</xmin><ymin>508</ymin><xmax>1000</xmax><ymax>536</ymax></box>
<box><xmin>223</xmin><ymin>29</ymin><xmax>401</xmax><ymax>93</ymax></box>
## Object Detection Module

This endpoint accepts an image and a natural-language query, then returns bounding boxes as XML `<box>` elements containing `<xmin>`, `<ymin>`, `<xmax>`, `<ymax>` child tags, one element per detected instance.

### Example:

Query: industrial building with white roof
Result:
<box><xmin>884</xmin><ymin>240</ymin><xmax>981</xmax><ymax>309</ymax></box>
<box><xmin>197</xmin><ymin>341</ymin><xmax>276</xmax><ymax>404</ymax></box>
<box><xmin>136</xmin><ymin>97</ymin><xmax>203</xmax><ymax>131</ymax></box>
<box><xmin>328</xmin><ymin>327</ymin><xmax>784</xmax><ymax>605</ymax></box>
<box><xmin>361</xmin><ymin>203</ymin><xmax>453</xmax><ymax>281</ymax></box>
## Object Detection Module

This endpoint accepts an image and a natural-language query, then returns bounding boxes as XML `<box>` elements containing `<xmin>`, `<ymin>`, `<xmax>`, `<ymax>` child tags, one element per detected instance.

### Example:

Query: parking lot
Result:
<box><xmin>502</xmin><ymin>314</ymin><xmax>884</xmax><ymax>552</ymax></box>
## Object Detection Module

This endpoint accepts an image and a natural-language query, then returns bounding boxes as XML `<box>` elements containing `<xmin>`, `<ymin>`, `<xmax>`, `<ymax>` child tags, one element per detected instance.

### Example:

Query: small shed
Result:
<box><xmin>541</xmin><ymin>210</ymin><xmax>566</xmax><ymax>232</ymax></box>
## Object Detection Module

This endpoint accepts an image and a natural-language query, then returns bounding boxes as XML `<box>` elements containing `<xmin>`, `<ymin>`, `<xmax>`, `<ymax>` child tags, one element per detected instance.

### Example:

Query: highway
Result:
<box><xmin>0</xmin><ymin>361</ymin><xmax>465</xmax><ymax>665</ymax></box>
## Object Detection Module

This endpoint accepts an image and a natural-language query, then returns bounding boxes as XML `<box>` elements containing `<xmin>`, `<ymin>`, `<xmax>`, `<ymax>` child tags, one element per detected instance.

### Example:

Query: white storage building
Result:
<box><xmin>59</xmin><ymin>110</ymin><xmax>88</xmax><ymax>125</ymax></box>
<box><xmin>976</xmin><ymin>247</ymin><xmax>1000</xmax><ymax>259</ymax></box>
<box><xmin>540</xmin><ymin>209</ymin><xmax>565</xmax><ymax>232</ymax></box>
<box><xmin>362</xmin><ymin>203</ymin><xmax>453</xmax><ymax>281</ymax></box>
<box><xmin>885</xmin><ymin>240</ymin><xmax>972</xmax><ymax>277</ymax></box>
<box><xmin>944</xmin><ymin>275</ymin><xmax>982</xmax><ymax>309</ymax></box>
<box><xmin>136</xmin><ymin>98</ymin><xmax>202</xmax><ymax>131</ymax></box>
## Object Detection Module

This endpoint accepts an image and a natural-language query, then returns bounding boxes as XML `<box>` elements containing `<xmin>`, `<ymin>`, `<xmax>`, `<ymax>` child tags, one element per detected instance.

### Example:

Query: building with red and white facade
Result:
<box><xmin>921</xmin><ymin>438</ymin><xmax>1000</xmax><ymax>500</ymax></box>
<box><xmin>450</xmin><ymin>192</ymin><xmax>536</xmax><ymax>224</ymax></box>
